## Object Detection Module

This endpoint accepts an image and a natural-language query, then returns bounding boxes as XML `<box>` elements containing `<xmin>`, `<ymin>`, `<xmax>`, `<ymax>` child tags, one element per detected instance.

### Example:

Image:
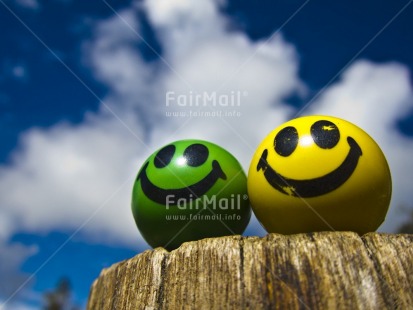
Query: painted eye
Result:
<box><xmin>274</xmin><ymin>126</ymin><xmax>298</xmax><ymax>157</ymax></box>
<box><xmin>154</xmin><ymin>145</ymin><xmax>176</xmax><ymax>168</ymax></box>
<box><xmin>311</xmin><ymin>120</ymin><xmax>340</xmax><ymax>149</ymax></box>
<box><xmin>184</xmin><ymin>144</ymin><xmax>209</xmax><ymax>167</ymax></box>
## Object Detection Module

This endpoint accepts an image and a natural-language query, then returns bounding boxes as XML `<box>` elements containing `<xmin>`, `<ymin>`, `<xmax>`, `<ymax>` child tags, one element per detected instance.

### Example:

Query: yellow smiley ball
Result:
<box><xmin>248</xmin><ymin>115</ymin><xmax>392</xmax><ymax>235</ymax></box>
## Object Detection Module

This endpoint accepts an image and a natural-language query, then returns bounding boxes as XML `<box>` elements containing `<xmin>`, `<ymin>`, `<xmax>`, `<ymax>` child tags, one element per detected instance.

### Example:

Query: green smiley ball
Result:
<box><xmin>132</xmin><ymin>140</ymin><xmax>251</xmax><ymax>250</ymax></box>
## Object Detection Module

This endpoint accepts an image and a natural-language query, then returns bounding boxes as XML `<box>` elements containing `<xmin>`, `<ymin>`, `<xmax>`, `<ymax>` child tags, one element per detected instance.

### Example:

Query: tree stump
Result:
<box><xmin>87</xmin><ymin>232</ymin><xmax>413</xmax><ymax>309</ymax></box>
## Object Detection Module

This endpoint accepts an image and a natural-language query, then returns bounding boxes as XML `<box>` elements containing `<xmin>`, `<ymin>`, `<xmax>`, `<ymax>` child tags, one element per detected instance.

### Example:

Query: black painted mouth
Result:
<box><xmin>136</xmin><ymin>160</ymin><xmax>227</xmax><ymax>205</ymax></box>
<box><xmin>257</xmin><ymin>137</ymin><xmax>362</xmax><ymax>197</ymax></box>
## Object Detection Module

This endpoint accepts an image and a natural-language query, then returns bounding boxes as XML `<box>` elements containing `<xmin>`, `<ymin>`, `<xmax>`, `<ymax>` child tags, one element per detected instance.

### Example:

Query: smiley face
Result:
<box><xmin>248</xmin><ymin>116</ymin><xmax>392</xmax><ymax>235</ymax></box>
<box><xmin>136</xmin><ymin>143</ymin><xmax>227</xmax><ymax>205</ymax></box>
<box><xmin>257</xmin><ymin>120</ymin><xmax>363</xmax><ymax>197</ymax></box>
<box><xmin>132</xmin><ymin>140</ymin><xmax>251</xmax><ymax>250</ymax></box>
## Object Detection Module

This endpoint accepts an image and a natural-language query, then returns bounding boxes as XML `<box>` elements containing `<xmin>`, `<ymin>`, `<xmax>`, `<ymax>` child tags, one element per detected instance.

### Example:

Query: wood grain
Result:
<box><xmin>87</xmin><ymin>232</ymin><xmax>413</xmax><ymax>309</ymax></box>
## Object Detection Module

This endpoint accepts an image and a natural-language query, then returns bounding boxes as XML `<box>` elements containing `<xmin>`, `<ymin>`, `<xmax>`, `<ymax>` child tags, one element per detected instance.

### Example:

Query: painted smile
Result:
<box><xmin>136</xmin><ymin>160</ymin><xmax>227</xmax><ymax>205</ymax></box>
<box><xmin>257</xmin><ymin>136</ymin><xmax>362</xmax><ymax>197</ymax></box>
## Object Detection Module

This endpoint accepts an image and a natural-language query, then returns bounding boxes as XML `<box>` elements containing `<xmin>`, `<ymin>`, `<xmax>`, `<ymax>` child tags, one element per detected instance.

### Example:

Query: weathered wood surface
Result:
<box><xmin>87</xmin><ymin>232</ymin><xmax>413</xmax><ymax>309</ymax></box>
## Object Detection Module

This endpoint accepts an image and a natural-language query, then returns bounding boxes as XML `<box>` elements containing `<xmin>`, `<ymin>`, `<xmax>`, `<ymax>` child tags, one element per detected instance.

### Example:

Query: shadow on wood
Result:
<box><xmin>87</xmin><ymin>232</ymin><xmax>413</xmax><ymax>309</ymax></box>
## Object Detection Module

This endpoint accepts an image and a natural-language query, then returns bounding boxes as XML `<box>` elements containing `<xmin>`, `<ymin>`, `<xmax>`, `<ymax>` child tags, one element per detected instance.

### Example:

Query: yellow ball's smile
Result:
<box><xmin>257</xmin><ymin>136</ymin><xmax>362</xmax><ymax>198</ymax></box>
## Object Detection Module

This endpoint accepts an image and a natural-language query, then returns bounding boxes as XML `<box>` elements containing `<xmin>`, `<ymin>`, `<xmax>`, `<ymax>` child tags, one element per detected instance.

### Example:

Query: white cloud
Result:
<box><xmin>0</xmin><ymin>113</ymin><xmax>146</xmax><ymax>246</ymax></box>
<box><xmin>307</xmin><ymin>60</ymin><xmax>413</xmax><ymax>231</ymax></box>
<box><xmin>153</xmin><ymin>34</ymin><xmax>300</xmax><ymax>164</ymax></box>
<box><xmin>144</xmin><ymin>0</ymin><xmax>302</xmax><ymax>165</ymax></box>
<box><xmin>84</xmin><ymin>7</ymin><xmax>163</xmax><ymax>126</ymax></box>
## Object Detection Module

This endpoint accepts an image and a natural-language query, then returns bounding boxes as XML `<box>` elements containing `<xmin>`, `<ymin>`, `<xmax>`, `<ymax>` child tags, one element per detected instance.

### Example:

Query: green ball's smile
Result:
<box><xmin>136</xmin><ymin>160</ymin><xmax>227</xmax><ymax>205</ymax></box>
<box><xmin>257</xmin><ymin>137</ymin><xmax>362</xmax><ymax>197</ymax></box>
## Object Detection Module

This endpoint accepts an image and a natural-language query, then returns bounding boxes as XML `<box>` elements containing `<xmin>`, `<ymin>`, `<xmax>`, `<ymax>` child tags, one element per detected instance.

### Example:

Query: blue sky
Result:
<box><xmin>1</xmin><ymin>0</ymin><xmax>413</xmax><ymax>308</ymax></box>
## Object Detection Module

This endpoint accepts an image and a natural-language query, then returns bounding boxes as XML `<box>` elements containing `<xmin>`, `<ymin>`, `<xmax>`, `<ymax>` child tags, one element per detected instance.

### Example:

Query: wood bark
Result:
<box><xmin>87</xmin><ymin>232</ymin><xmax>413</xmax><ymax>309</ymax></box>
